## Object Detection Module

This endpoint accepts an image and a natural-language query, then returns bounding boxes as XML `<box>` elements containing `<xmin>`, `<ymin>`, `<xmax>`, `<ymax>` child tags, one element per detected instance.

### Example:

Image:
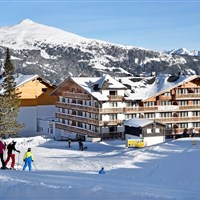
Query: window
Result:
<box><xmin>109</xmin><ymin>102</ymin><xmax>117</xmax><ymax>107</ymax></box>
<box><xmin>109</xmin><ymin>91</ymin><xmax>117</xmax><ymax>95</ymax></box>
<box><xmin>160</xmin><ymin>101</ymin><xmax>171</xmax><ymax>106</ymax></box>
<box><xmin>193</xmin><ymin>100</ymin><xmax>200</xmax><ymax>105</ymax></box>
<box><xmin>109</xmin><ymin>126</ymin><xmax>117</xmax><ymax>132</ymax></box>
<box><xmin>144</xmin><ymin>113</ymin><xmax>155</xmax><ymax>118</ymax></box>
<box><xmin>109</xmin><ymin>114</ymin><xmax>117</xmax><ymax>120</ymax></box>
<box><xmin>179</xmin><ymin>123</ymin><xmax>188</xmax><ymax>128</ymax></box>
<box><xmin>42</xmin><ymin>88</ymin><xmax>47</xmax><ymax>92</ymax></box>
<box><xmin>192</xmin><ymin>111</ymin><xmax>200</xmax><ymax>116</ymax></box>
<box><xmin>160</xmin><ymin>112</ymin><xmax>172</xmax><ymax>118</ymax></box>
<box><xmin>77</xmin><ymin>100</ymin><xmax>82</xmax><ymax>105</ymax></box>
<box><xmin>144</xmin><ymin>102</ymin><xmax>155</xmax><ymax>107</ymax></box>
<box><xmin>164</xmin><ymin>91</ymin><xmax>171</xmax><ymax>96</ymax></box>
<box><xmin>61</xmin><ymin>97</ymin><xmax>65</xmax><ymax>103</ymax></box>
<box><xmin>178</xmin><ymin>112</ymin><xmax>188</xmax><ymax>117</ymax></box>
<box><xmin>178</xmin><ymin>89</ymin><xmax>187</xmax><ymax>94</ymax></box>
<box><xmin>179</xmin><ymin>101</ymin><xmax>188</xmax><ymax>105</ymax></box>
<box><xmin>193</xmin><ymin>122</ymin><xmax>200</xmax><ymax>127</ymax></box>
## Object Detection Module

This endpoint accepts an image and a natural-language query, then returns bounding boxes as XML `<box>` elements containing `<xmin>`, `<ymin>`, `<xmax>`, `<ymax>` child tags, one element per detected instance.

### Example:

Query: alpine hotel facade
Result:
<box><xmin>51</xmin><ymin>74</ymin><xmax>200</xmax><ymax>140</ymax></box>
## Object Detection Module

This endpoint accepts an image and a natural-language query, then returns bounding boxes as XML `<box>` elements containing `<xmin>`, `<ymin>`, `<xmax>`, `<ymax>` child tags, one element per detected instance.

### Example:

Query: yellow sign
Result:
<box><xmin>127</xmin><ymin>138</ymin><xmax>145</xmax><ymax>148</ymax></box>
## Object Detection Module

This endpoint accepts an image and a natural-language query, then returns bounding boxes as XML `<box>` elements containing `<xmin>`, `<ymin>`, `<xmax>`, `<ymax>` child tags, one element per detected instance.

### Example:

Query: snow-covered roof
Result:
<box><xmin>119</xmin><ymin>74</ymin><xmax>199</xmax><ymax>101</ymax></box>
<box><xmin>0</xmin><ymin>74</ymin><xmax>52</xmax><ymax>95</ymax></box>
<box><xmin>71</xmin><ymin>74</ymin><xmax>126</xmax><ymax>101</ymax></box>
<box><xmin>124</xmin><ymin>118</ymin><xmax>155</xmax><ymax>127</ymax></box>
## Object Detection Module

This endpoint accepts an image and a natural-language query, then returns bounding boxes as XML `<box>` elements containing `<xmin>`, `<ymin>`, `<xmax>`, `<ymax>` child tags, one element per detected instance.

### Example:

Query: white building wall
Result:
<box><xmin>18</xmin><ymin>107</ymin><xmax>37</xmax><ymax>136</ymax></box>
<box><xmin>18</xmin><ymin>105</ymin><xmax>56</xmax><ymax>137</ymax></box>
<box><xmin>144</xmin><ymin>136</ymin><xmax>165</xmax><ymax>146</ymax></box>
<box><xmin>37</xmin><ymin>105</ymin><xmax>56</xmax><ymax>118</ymax></box>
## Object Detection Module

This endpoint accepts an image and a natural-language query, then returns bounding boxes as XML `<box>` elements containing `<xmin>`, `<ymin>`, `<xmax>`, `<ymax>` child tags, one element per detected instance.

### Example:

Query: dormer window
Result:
<box><xmin>109</xmin><ymin>91</ymin><xmax>117</xmax><ymax>95</ymax></box>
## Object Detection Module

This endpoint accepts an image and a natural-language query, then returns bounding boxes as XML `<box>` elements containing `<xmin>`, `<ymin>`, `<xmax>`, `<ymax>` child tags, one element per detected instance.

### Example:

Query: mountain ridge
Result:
<box><xmin>0</xmin><ymin>19</ymin><xmax>199</xmax><ymax>85</ymax></box>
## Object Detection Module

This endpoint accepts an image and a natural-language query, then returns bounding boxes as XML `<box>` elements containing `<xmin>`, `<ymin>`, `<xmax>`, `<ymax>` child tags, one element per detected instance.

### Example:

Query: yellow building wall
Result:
<box><xmin>16</xmin><ymin>78</ymin><xmax>57</xmax><ymax>107</ymax></box>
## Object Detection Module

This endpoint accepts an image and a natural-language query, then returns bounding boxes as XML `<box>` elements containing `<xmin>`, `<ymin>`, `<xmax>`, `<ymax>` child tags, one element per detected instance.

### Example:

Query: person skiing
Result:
<box><xmin>23</xmin><ymin>148</ymin><xmax>34</xmax><ymax>171</ymax></box>
<box><xmin>0</xmin><ymin>138</ymin><xmax>6</xmax><ymax>169</ymax></box>
<box><xmin>5</xmin><ymin>141</ymin><xmax>20</xmax><ymax>170</ymax></box>
<box><xmin>99</xmin><ymin>167</ymin><xmax>105</xmax><ymax>174</ymax></box>
<box><xmin>78</xmin><ymin>141</ymin><xmax>83</xmax><ymax>151</ymax></box>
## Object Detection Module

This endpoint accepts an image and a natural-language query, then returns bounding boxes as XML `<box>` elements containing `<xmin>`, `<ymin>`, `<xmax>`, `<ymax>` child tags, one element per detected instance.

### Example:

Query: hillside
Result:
<box><xmin>0</xmin><ymin>19</ymin><xmax>200</xmax><ymax>85</ymax></box>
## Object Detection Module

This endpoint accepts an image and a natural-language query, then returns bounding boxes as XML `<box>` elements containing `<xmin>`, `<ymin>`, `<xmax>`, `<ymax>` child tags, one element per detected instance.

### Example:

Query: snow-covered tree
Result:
<box><xmin>0</xmin><ymin>48</ymin><xmax>23</xmax><ymax>136</ymax></box>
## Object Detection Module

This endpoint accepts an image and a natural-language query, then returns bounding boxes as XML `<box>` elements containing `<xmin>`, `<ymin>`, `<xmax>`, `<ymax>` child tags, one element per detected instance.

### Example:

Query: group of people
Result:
<box><xmin>0</xmin><ymin>138</ymin><xmax>34</xmax><ymax>171</ymax></box>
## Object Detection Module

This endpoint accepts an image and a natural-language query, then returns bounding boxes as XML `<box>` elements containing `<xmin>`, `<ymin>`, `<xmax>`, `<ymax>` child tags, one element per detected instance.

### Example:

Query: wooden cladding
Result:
<box><xmin>56</xmin><ymin>112</ymin><xmax>123</xmax><ymax>126</ymax></box>
<box><xmin>55</xmin><ymin>123</ymin><xmax>100</xmax><ymax>137</ymax></box>
<box><xmin>124</xmin><ymin>105</ymin><xmax>200</xmax><ymax>113</ymax></box>
<box><xmin>56</xmin><ymin>102</ymin><xmax>123</xmax><ymax>114</ymax></box>
<box><xmin>62</xmin><ymin>91</ymin><xmax>91</xmax><ymax>100</ymax></box>
<box><xmin>156</xmin><ymin>116</ymin><xmax>200</xmax><ymax>123</ymax></box>
<box><xmin>176</xmin><ymin>93</ymin><xmax>200</xmax><ymax>99</ymax></box>
<box><xmin>107</xmin><ymin>95</ymin><xmax>124</xmax><ymax>101</ymax></box>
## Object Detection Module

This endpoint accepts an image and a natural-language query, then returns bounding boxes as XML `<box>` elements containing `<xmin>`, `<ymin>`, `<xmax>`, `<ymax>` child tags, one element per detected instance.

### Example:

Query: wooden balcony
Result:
<box><xmin>56</xmin><ymin>113</ymin><xmax>123</xmax><ymax>127</ymax></box>
<box><xmin>55</xmin><ymin>123</ymin><xmax>100</xmax><ymax>137</ymax></box>
<box><xmin>124</xmin><ymin>105</ymin><xmax>200</xmax><ymax>113</ymax></box>
<box><xmin>100</xmin><ymin>120</ymin><xmax>123</xmax><ymax>126</ymax></box>
<box><xmin>99</xmin><ymin>108</ymin><xmax>123</xmax><ymax>114</ymax></box>
<box><xmin>158</xmin><ymin>96</ymin><xmax>172</xmax><ymax>100</ymax></box>
<box><xmin>107</xmin><ymin>95</ymin><xmax>124</xmax><ymax>101</ymax></box>
<box><xmin>56</xmin><ymin>102</ymin><xmax>124</xmax><ymax>114</ymax></box>
<box><xmin>156</xmin><ymin>116</ymin><xmax>200</xmax><ymax>123</ymax></box>
<box><xmin>56</xmin><ymin>113</ymin><xmax>100</xmax><ymax>125</ymax></box>
<box><xmin>176</xmin><ymin>93</ymin><xmax>200</xmax><ymax>99</ymax></box>
<box><xmin>62</xmin><ymin>91</ymin><xmax>91</xmax><ymax>100</ymax></box>
<box><xmin>56</xmin><ymin>102</ymin><xmax>99</xmax><ymax>113</ymax></box>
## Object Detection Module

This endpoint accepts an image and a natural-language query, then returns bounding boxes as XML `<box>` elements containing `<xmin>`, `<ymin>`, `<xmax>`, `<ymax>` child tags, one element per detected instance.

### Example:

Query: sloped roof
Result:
<box><xmin>124</xmin><ymin>118</ymin><xmax>165</xmax><ymax>127</ymax></box>
<box><xmin>0</xmin><ymin>74</ymin><xmax>53</xmax><ymax>95</ymax></box>
<box><xmin>124</xmin><ymin>118</ymin><xmax>154</xmax><ymax>127</ymax></box>
<box><xmin>70</xmin><ymin>74</ymin><xmax>126</xmax><ymax>101</ymax></box>
<box><xmin>120</xmin><ymin>74</ymin><xmax>199</xmax><ymax>101</ymax></box>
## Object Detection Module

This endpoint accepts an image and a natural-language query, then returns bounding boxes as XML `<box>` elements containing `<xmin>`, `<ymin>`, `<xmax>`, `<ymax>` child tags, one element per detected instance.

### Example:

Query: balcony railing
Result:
<box><xmin>56</xmin><ymin>113</ymin><xmax>123</xmax><ymax>126</ymax></box>
<box><xmin>99</xmin><ymin>108</ymin><xmax>123</xmax><ymax>114</ymax></box>
<box><xmin>56</xmin><ymin>102</ymin><xmax>124</xmax><ymax>114</ymax></box>
<box><xmin>124</xmin><ymin>105</ymin><xmax>200</xmax><ymax>113</ymax></box>
<box><xmin>56</xmin><ymin>113</ymin><xmax>100</xmax><ymax>125</ymax></box>
<box><xmin>56</xmin><ymin>102</ymin><xmax>99</xmax><ymax>113</ymax></box>
<box><xmin>176</xmin><ymin>93</ymin><xmax>200</xmax><ymax>99</ymax></box>
<box><xmin>107</xmin><ymin>95</ymin><xmax>124</xmax><ymax>101</ymax></box>
<box><xmin>156</xmin><ymin>116</ymin><xmax>200</xmax><ymax>123</ymax></box>
<box><xmin>55</xmin><ymin>123</ymin><xmax>99</xmax><ymax>137</ymax></box>
<box><xmin>62</xmin><ymin>91</ymin><xmax>91</xmax><ymax>100</ymax></box>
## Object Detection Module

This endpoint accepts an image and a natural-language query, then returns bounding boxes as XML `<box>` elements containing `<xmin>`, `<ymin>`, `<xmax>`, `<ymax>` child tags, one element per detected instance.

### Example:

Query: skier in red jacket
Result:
<box><xmin>5</xmin><ymin>141</ymin><xmax>20</xmax><ymax>170</ymax></box>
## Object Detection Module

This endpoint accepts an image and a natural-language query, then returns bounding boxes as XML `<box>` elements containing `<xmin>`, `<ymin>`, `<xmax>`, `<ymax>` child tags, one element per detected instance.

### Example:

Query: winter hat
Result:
<box><xmin>28</xmin><ymin>148</ymin><xmax>31</xmax><ymax>151</ymax></box>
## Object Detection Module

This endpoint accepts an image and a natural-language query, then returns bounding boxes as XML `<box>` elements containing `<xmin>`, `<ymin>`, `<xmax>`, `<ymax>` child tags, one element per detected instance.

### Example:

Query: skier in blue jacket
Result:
<box><xmin>23</xmin><ymin>148</ymin><xmax>34</xmax><ymax>171</ymax></box>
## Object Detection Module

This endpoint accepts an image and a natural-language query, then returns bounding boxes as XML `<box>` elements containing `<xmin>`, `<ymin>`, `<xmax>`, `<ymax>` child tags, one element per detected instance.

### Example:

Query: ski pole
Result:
<box><xmin>33</xmin><ymin>161</ymin><xmax>37</xmax><ymax>171</ymax></box>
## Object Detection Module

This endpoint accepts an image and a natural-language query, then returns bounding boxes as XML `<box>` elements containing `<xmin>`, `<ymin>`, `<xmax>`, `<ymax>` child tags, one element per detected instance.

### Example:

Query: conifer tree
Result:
<box><xmin>0</xmin><ymin>48</ymin><xmax>23</xmax><ymax>136</ymax></box>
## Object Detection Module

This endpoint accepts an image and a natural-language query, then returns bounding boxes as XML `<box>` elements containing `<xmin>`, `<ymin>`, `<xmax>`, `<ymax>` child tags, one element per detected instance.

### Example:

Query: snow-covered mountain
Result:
<box><xmin>0</xmin><ymin>19</ymin><xmax>199</xmax><ymax>85</ymax></box>
<box><xmin>163</xmin><ymin>48</ymin><xmax>200</xmax><ymax>56</ymax></box>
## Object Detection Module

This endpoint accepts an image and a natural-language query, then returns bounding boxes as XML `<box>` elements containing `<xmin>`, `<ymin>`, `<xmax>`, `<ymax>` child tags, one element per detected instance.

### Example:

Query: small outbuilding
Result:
<box><xmin>124</xmin><ymin>118</ymin><xmax>166</xmax><ymax>147</ymax></box>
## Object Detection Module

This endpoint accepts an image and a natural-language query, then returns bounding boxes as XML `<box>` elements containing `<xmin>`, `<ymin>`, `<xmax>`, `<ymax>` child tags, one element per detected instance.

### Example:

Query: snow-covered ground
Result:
<box><xmin>0</xmin><ymin>136</ymin><xmax>200</xmax><ymax>200</ymax></box>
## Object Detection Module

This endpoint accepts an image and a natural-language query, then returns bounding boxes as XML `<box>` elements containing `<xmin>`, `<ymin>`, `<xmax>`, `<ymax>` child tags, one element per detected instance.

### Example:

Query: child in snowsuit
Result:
<box><xmin>0</xmin><ymin>138</ymin><xmax>6</xmax><ymax>169</ymax></box>
<box><xmin>99</xmin><ymin>167</ymin><xmax>105</xmax><ymax>174</ymax></box>
<box><xmin>23</xmin><ymin>148</ymin><xmax>34</xmax><ymax>171</ymax></box>
<box><xmin>5</xmin><ymin>141</ymin><xmax>20</xmax><ymax>170</ymax></box>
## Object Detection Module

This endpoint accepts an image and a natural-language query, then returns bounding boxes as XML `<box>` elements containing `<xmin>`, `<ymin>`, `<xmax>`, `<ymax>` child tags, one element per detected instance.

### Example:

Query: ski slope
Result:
<box><xmin>0</xmin><ymin>136</ymin><xmax>200</xmax><ymax>200</ymax></box>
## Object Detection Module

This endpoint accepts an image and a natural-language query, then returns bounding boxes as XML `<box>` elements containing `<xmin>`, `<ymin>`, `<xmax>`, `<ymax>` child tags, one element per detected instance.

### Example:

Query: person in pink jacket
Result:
<box><xmin>0</xmin><ymin>138</ymin><xmax>6</xmax><ymax>169</ymax></box>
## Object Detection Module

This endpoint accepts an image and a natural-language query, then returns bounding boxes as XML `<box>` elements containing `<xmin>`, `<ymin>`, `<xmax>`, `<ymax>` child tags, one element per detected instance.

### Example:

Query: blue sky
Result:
<box><xmin>0</xmin><ymin>0</ymin><xmax>199</xmax><ymax>51</ymax></box>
